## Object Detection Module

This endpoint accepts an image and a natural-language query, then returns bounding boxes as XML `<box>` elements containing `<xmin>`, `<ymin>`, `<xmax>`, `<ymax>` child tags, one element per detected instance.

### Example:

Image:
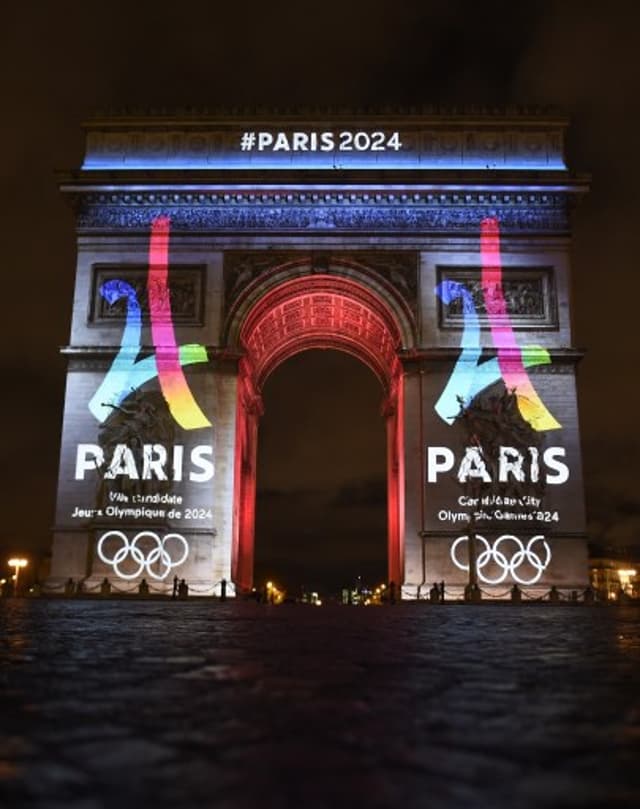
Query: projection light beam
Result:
<box><xmin>147</xmin><ymin>216</ymin><xmax>211</xmax><ymax>429</ymax></box>
<box><xmin>480</xmin><ymin>217</ymin><xmax>560</xmax><ymax>431</ymax></box>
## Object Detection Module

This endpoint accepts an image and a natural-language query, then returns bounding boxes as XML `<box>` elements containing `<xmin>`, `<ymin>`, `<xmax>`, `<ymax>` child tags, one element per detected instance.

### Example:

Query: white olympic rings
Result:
<box><xmin>97</xmin><ymin>530</ymin><xmax>189</xmax><ymax>580</ymax></box>
<box><xmin>450</xmin><ymin>534</ymin><xmax>551</xmax><ymax>585</ymax></box>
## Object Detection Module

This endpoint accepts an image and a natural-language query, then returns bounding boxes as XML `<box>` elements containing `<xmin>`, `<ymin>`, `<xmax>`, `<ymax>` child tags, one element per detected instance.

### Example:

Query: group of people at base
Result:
<box><xmin>428</xmin><ymin>581</ymin><xmax>599</xmax><ymax>603</ymax></box>
<box><xmin>49</xmin><ymin>577</ymin><xmax>606</xmax><ymax>603</ymax></box>
<box><xmin>171</xmin><ymin>576</ymin><xmax>188</xmax><ymax>599</ymax></box>
<box><xmin>60</xmin><ymin>575</ymin><xmax>228</xmax><ymax>599</ymax></box>
<box><xmin>429</xmin><ymin>581</ymin><xmax>446</xmax><ymax>603</ymax></box>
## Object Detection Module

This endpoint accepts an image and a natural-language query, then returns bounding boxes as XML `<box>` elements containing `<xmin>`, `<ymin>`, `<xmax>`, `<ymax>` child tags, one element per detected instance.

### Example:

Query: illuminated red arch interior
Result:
<box><xmin>232</xmin><ymin>274</ymin><xmax>405</xmax><ymax>591</ymax></box>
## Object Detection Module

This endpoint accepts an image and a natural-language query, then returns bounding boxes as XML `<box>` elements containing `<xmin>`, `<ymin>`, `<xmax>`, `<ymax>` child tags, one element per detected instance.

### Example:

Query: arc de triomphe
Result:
<box><xmin>49</xmin><ymin>110</ymin><xmax>588</xmax><ymax>598</ymax></box>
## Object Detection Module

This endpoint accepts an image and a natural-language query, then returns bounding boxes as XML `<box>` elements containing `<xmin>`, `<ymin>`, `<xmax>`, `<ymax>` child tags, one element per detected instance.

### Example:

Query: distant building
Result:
<box><xmin>589</xmin><ymin>544</ymin><xmax>640</xmax><ymax>600</ymax></box>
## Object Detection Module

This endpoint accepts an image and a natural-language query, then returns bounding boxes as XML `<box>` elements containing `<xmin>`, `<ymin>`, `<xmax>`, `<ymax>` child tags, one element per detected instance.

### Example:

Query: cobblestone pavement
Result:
<box><xmin>1</xmin><ymin>600</ymin><xmax>639</xmax><ymax>809</ymax></box>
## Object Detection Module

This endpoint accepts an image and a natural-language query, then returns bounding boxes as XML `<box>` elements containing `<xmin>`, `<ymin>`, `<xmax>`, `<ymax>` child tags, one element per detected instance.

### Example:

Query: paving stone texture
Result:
<box><xmin>1</xmin><ymin>599</ymin><xmax>639</xmax><ymax>809</ymax></box>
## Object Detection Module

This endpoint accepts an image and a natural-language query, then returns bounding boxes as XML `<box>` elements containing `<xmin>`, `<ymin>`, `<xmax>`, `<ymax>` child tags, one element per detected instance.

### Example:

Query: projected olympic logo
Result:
<box><xmin>89</xmin><ymin>216</ymin><xmax>211</xmax><ymax>431</ymax></box>
<box><xmin>97</xmin><ymin>530</ymin><xmax>189</xmax><ymax>580</ymax></box>
<box><xmin>435</xmin><ymin>217</ymin><xmax>560</xmax><ymax>432</ymax></box>
<box><xmin>450</xmin><ymin>534</ymin><xmax>551</xmax><ymax>585</ymax></box>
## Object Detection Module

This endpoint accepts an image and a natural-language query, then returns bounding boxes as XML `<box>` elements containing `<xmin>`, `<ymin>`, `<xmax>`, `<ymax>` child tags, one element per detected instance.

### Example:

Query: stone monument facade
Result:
<box><xmin>49</xmin><ymin>109</ymin><xmax>589</xmax><ymax>597</ymax></box>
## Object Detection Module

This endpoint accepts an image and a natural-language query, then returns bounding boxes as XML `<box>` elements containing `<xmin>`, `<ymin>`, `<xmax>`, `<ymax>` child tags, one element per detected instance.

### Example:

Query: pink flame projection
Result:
<box><xmin>480</xmin><ymin>217</ymin><xmax>560</xmax><ymax>431</ymax></box>
<box><xmin>147</xmin><ymin>216</ymin><xmax>211</xmax><ymax>430</ymax></box>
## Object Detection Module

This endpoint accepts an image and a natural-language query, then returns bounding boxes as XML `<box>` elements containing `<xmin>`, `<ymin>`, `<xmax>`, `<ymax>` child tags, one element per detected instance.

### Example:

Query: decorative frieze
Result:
<box><xmin>224</xmin><ymin>251</ymin><xmax>418</xmax><ymax>316</ymax></box>
<box><xmin>73</xmin><ymin>190</ymin><xmax>569</xmax><ymax>233</ymax></box>
<box><xmin>91</xmin><ymin>265</ymin><xmax>205</xmax><ymax>324</ymax></box>
<box><xmin>437</xmin><ymin>267</ymin><xmax>557</xmax><ymax>329</ymax></box>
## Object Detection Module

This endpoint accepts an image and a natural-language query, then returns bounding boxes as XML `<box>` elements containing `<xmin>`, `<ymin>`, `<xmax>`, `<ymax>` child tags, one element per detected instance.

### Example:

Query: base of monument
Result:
<box><xmin>43</xmin><ymin>576</ymin><xmax>236</xmax><ymax>598</ymax></box>
<box><xmin>402</xmin><ymin>582</ymin><xmax>593</xmax><ymax>602</ymax></box>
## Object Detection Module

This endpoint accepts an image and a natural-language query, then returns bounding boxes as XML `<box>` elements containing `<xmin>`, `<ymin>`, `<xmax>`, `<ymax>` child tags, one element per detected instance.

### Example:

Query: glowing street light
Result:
<box><xmin>8</xmin><ymin>558</ymin><xmax>28</xmax><ymax>595</ymax></box>
<box><xmin>264</xmin><ymin>580</ymin><xmax>285</xmax><ymax>604</ymax></box>
<box><xmin>618</xmin><ymin>569</ymin><xmax>637</xmax><ymax>595</ymax></box>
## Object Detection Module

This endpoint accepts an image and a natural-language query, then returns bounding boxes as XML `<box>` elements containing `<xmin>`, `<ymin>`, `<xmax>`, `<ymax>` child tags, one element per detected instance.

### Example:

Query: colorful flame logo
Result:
<box><xmin>435</xmin><ymin>217</ymin><xmax>561</xmax><ymax>431</ymax></box>
<box><xmin>89</xmin><ymin>216</ymin><xmax>211</xmax><ymax>430</ymax></box>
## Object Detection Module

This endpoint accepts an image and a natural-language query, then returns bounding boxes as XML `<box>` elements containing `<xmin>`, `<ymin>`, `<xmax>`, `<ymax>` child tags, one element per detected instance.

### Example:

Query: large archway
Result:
<box><xmin>254</xmin><ymin>349</ymin><xmax>387</xmax><ymax>592</ymax></box>
<box><xmin>229</xmin><ymin>270</ymin><xmax>409</xmax><ymax>593</ymax></box>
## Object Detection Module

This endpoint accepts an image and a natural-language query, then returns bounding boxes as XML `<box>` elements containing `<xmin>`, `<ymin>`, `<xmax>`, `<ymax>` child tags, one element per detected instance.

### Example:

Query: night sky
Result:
<box><xmin>2</xmin><ymin>2</ymin><xmax>639</xmax><ymax>586</ymax></box>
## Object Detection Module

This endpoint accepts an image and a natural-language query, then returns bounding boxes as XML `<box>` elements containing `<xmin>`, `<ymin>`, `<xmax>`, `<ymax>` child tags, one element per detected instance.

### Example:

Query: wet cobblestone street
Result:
<box><xmin>1</xmin><ymin>599</ymin><xmax>639</xmax><ymax>808</ymax></box>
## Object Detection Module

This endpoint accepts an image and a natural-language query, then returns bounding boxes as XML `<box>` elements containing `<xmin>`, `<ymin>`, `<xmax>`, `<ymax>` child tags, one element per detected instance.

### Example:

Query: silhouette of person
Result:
<box><xmin>388</xmin><ymin>581</ymin><xmax>396</xmax><ymax>605</ymax></box>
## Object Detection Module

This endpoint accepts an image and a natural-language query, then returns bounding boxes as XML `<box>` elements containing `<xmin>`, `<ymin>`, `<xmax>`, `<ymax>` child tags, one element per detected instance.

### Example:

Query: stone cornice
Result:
<box><xmin>66</xmin><ymin>189</ymin><xmax>571</xmax><ymax>233</ymax></box>
<box><xmin>60</xmin><ymin>345</ymin><xmax>244</xmax><ymax>372</ymax></box>
<box><xmin>85</xmin><ymin>104</ymin><xmax>569</xmax><ymax>124</ymax></box>
<box><xmin>60</xmin><ymin>172</ymin><xmax>587</xmax><ymax>190</ymax></box>
<box><xmin>400</xmin><ymin>347</ymin><xmax>585</xmax><ymax>369</ymax></box>
<box><xmin>60</xmin><ymin>346</ymin><xmax>584</xmax><ymax>367</ymax></box>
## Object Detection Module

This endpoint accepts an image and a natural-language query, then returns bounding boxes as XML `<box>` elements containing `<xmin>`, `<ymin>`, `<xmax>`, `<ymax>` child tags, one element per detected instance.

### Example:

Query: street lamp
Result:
<box><xmin>8</xmin><ymin>558</ymin><xmax>28</xmax><ymax>595</ymax></box>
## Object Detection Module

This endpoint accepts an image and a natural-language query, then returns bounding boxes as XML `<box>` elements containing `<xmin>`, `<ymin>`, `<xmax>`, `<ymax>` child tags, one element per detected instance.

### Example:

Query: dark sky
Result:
<box><xmin>254</xmin><ymin>351</ymin><xmax>387</xmax><ymax>591</ymax></box>
<box><xmin>1</xmin><ymin>1</ymin><xmax>639</xmax><ymax>580</ymax></box>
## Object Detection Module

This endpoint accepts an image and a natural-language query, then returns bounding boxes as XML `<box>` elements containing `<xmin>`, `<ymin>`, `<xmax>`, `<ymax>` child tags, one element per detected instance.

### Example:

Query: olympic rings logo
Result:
<box><xmin>450</xmin><ymin>534</ymin><xmax>551</xmax><ymax>585</ymax></box>
<box><xmin>97</xmin><ymin>530</ymin><xmax>189</xmax><ymax>580</ymax></box>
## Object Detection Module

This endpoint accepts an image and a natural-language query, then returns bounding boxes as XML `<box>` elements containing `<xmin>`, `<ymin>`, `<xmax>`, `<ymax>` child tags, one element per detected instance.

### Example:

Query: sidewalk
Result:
<box><xmin>1</xmin><ymin>600</ymin><xmax>638</xmax><ymax>808</ymax></box>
